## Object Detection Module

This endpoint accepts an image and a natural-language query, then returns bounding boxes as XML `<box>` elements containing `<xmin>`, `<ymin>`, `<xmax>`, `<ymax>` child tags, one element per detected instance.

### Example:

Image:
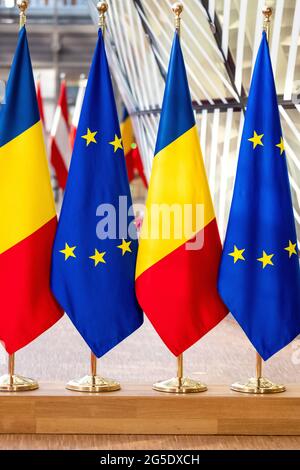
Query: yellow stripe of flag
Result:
<box><xmin>0</xmin><ymin>122</ymin><xmax>56</xmax><ymax>255</ymax></box>
<box><xmin>136</xmin><ymin>126</ymin><xmax>215</xmax><ymax>279</ymax></box>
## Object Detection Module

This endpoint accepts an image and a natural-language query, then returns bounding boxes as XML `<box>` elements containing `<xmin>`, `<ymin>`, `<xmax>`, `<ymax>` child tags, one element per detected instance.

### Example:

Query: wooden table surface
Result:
<box><xmin>0</xmin><ymin>383</ymin><xmax>300</xmax><ymax>436</ymax></box>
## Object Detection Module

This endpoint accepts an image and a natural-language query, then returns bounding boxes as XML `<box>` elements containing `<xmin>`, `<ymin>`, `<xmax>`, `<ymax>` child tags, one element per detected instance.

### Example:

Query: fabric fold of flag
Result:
<box><xmin>218</xmin><ymin>32</ymin><xmax>300</xmax><ymax>360</ymax></box>
<box><xmin>135</xmin><ymin>33</ymin><xmax>228</xmax><ymax>357</ymax></box>
<box><xmin>0</xmin><ymin>27</ymin><xmax>63</xmax><ymax>354</ymax></box>
<box><xmin>51</xmin><ymin>30</ymin><xmax>143</xmax><ymax>358</ymax></box>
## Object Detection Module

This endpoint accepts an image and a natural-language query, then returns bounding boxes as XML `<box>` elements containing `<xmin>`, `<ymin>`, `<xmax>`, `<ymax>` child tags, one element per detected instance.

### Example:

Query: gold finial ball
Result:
<box><xmin>262</xmin><ymin>6</ymin><xmax>272</xmax><ymax>19</ymax></box>
<box><xmin>97</xmin><ymin>1</ymin><xmax>108</xmax><ymax>15</ymax></box>
<box><xmin>172</xmin><ymin>2</ymin><xmax>184</xmax><ymax>17</ymax></box>
<box><xmin>17</xmin><ymin>0</ymin><xmax>29</xmax><ymax>12</ymax></box>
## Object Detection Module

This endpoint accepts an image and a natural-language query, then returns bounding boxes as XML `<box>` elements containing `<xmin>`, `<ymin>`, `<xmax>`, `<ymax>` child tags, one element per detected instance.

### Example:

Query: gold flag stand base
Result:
<box><xmin>153</xmin><ymin>376</ymin><xmax>207</xmax><ymax>394</ymax></box>
<box><xmin>0</xmin><ymin>374</ymin><xmax>38</xmax><ymax>392</ymax></box>
<box><xmin>231</xmin><ymin>377</ymin><xmax>285</xmax><ymax>394</ymax></box>
<box><xmin>66</xmin><ymin>352</ymin><xmax>120</xmax><ymax>393</ymax></box>
<box><xmin>66</xmin><ymin>375</ymin><xmax>120</xmax><ymax>393</ymax></box>
<box><xmin>153</xmin><ymin>354</ymin><xmax>207</xmax><ymax>394</ymax></box>
<box><xmin>0</xmin><ymin>354</ymin><xmax>39</xmax><ymax>392</ymax></box>
<box><xmin>231</xmin><ymin>352</ymin><xmax>286</xmax><ymax>394</ymax></box>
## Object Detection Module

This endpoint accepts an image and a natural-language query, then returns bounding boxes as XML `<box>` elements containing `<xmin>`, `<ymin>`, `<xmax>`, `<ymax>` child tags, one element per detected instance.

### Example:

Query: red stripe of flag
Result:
<box><xmin>0</xmin><ymin>218</ymin><xmax>63</xmax><ymax>354</ymax></box>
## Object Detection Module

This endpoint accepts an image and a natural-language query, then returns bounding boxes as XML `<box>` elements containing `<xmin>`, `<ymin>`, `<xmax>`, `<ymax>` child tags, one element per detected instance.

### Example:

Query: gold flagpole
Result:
<box><xmin>152</xmin><ymin>3</ymin><xmax>206</xmax><ymax>394</ymax></box>
<box><xmin>97</xmin><ymin>0</ymin><xmax>108</xmax><ymax>36</ymax></box>
<box><xmin>17</xmin><ymin>0</ymin><xmax>29</xmax><ymax>29</ymax></box>
<box><xmin>231</xmin><ymin>6</ymin><xmax>285</xmax><ymax>394</ymax></box>
<box><xmin>66</xmin><ymin>2</ymin><xmax>120</xmax><ymax>393</ymax></box>
<box><xmin>0</xmin><ymin>0</ymin><xmax>38</xmax><ymax>394</ymax></box>
<box><xmin>262</xmin><ymin>5</ymin><xmax>272</xmax><ymax>41</ymax></box>
<box><xmin>173</xmin><ymin>1</ymin><xmax>182</xmax><ymax>37</ymax></box>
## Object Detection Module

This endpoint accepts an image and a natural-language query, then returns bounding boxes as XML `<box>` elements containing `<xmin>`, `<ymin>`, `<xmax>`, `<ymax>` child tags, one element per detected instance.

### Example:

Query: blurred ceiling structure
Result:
<box><xmin>0</xmin><ymin>1</ymin><xmax>94</xmax><ymax>79</ymax></box>
<box><xmin>0</xmin><ymin>0</ymin><xmax>300</xmax><ymax>240</ymax></box>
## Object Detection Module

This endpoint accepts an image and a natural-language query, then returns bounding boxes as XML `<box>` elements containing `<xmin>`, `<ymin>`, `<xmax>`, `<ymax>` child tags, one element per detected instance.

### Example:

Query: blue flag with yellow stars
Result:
<box><xmin>51</xmin><ymin>30</ymin><xmax>143</xmax><ymax>358</ymax></box>
<box><xmin>218</xmin><ymin>32</ymin><xmax>300</xmax><ymax>361</ymax></box>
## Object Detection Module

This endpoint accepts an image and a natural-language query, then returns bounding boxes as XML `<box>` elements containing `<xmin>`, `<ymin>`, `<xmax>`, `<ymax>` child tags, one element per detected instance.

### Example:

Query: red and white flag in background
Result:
<box><xmin>70</xmin><ymin>77</ymin><xmax>86</xmax><ymax>149</ymax></box>
<box><xmin>50</xmin><ymin>79</ymin><xmax>72</xmax><ymax>190</ymax></box>
<box><xmin>36</xmin><ymin>78</ymin><xmax>50</xmax><ymax>155</ymax></box>
<box><xmin>36</xmin><ymin>79</ymin><xmax>46</xmax><ymax>128</ymax></box>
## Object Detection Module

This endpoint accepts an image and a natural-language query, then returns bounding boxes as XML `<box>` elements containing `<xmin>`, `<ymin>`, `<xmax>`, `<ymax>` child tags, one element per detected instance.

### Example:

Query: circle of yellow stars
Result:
<box><xmin>228</xmin><ymin>241</ymin><xmax>297</xmax><ymax>269</ymax></box>
<box><xmin>233</xmin><ymin>131</ymin><xmax>294</xmax><ymax>268</ymax></box>
<box><xmin>59</xmin><ymin>239</ymin><xmax>132</xmax><ymax>266</ymax></box>
<box><xmin>64</xmin><ymin>128</ymin><xmax>127</xmax><ymax>266</ymax></box>
<box><xmin>81</xmin><ymin>127</ymin><xmax>123</xmax><ymax>153</ymax></box>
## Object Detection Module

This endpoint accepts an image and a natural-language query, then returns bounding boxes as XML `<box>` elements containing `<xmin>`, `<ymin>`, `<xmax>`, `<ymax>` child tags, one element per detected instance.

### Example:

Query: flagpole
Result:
<box><xmin>8</xmin><ymin>354</ymin><xmax>14</xmax><ymax>388</ymax></box>
<box><xmin>97</xmin><ymin>0</ymin><xmax>108</xmax><ymax>37</ymax></box>
<box><xmin>177</xmin><ymin>353</ymin><xmax>183</xmax><ymax>388</ymax></box>
<box><xmin>262</xmin><ymin>5</ymin><xmax>272</xmax><ymax>41</ymax></box>
<box><xmin>231</xmin><ymin>6</ymin><xmax>285</xmax><ymax>394</ymax></box>
<box><xmin>17</xmin><ymin>0</ymin><xmax>29</xmax><ymax>29</ymax></box>
<box><xmin>65</xmin><ymin>2</ymin><xmax>120</xmax><ymax>393</ymax></box>
<box><xmin>152</xmin><ymin>3</ymin><xmax>207</xmax><ymax>394</ymax></box>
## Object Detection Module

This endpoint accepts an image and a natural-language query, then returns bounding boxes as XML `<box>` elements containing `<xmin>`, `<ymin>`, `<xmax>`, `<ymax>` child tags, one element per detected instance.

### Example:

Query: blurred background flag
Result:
<box><xmin>0</xmin><ymin>26</ymin><xmax>63</xmax><ymax>354</ymax></box>
<box><xmin>70</xmin><ymin>76</ymin><xmax>86</xmax><ymax>150</ymax></box>
<box><xmin>135</xmin><ymin>32</ymin><xmax>228</xmax><ymax>356</ymax></box>
<box><xmin>36</xmin><ymin>78</ymin><xmax>46</xmax><ymax>131</ymax></box>
<box><xmin>36</xmin><ymin>77</ymin><xmax>49</xmax><ymax>156</ymax></box>
<box><xmin>50</xmin><ymin>78</ymin><xmax>72</xmax><ymax>190</ymax></box>
<box><xmin>218</xmin><ymin>32</ymin><xmax>300</xmax><ymax>361</ymax></box>
<box><xmin>120</xmin><ymin>107</ymin><xmax>148</xmax><ymax>188</ymax></box>
<box><xmin>51</xmin><ymin>29</ymin><xmax>143</xmax><ymax>358</ymax></box>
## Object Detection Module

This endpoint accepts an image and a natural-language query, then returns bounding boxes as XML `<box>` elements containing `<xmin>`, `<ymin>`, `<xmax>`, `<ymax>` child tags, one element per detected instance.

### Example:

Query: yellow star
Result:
<box><xmin>60</xmin><ymin>243</ymin><xmax>76</xmax><ymax>261</ymax></box>
<box><xmin>89</xmin><ymin>249</ymin><xmax>106</xmax><ymax>267</ymax></box>
<box><xmin>276</xmin><ymin>137</ymin><xmax>285</xmax><ymax>155</ymax></box>
<box><xmin>228</xmin><ymin>245</ymin><xmax>245</xmax><ymax>264</ymax></box>
<box><xmin>257</xmin><ymin>251</ymin><xmax>274</xmax><ymax>269</ymax></box>
<box><xmin>82</xmin><ymin>128</ymin><xmax>98</xmax><ymax>146</ymax></box>
<box><xmin>109</xmin><ymin>134</ymin><xmax>123</xmax><ymax>153</ymax></box>
<box><xmin>117</xmin><ymin>239</ymin><xmax>132</xmax><ymax>256</ymax></box>
<box><xmin>248</xmin><ymin>131</ymin><xmax>264</xmax><ymax>149</ymax></box>
<box><xmin>284</xmin><ymin>240</ymin><xmax>297</xmax><ymax>258</ymax></box>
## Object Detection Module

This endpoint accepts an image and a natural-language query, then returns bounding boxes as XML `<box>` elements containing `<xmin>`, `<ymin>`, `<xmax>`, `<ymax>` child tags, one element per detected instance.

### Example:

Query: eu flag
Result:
<box><xmin>218</xmin><ymin>32</ymin><xmax>300</xmax><ymax>360</ymax></box>
<box><xmin>51</xmin><ymin>30</ymin><xmax>143</xmax><ymax>358</ymax></box>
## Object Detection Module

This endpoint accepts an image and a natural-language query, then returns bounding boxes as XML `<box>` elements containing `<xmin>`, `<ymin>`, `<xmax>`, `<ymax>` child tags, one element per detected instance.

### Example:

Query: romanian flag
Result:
<box><xmin>135</xmin><ymin>33</ymin><xmax>227</xmax><ymax>356</ymax></box>
<box><xmin>120</xmin><ymin>108</ymin><xmax>148</xmax><ymax>188</ymax></box>
<box><xmin>0</xmin><ymin>27</ymin><xmax>63</xmax><ymax>354</ymax></box>
<box><xmin>218</xmin><ymin>32</ymin><xmax>300</xmax><ymax>360</ymax></box>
